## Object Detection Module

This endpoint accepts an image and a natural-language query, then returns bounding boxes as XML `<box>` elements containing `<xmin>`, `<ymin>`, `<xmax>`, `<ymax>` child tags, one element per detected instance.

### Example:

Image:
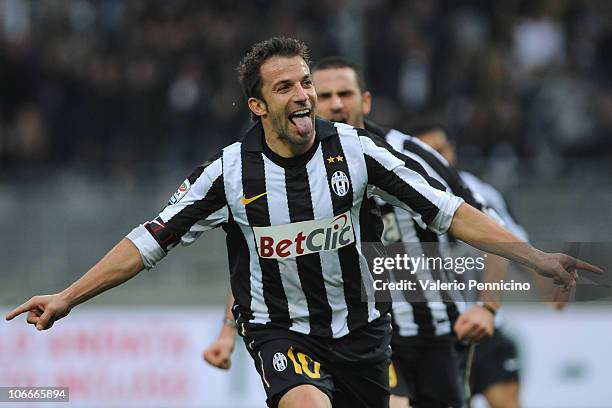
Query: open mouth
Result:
<box><xmin>288</xmin><ymin>108</ymin><xmax>313</xmax><ymax>137</ymax></box>
<box><xmin>288</xmin><ymin>108</ymin><xmax>312</xmax><ymax>124</ymax></box>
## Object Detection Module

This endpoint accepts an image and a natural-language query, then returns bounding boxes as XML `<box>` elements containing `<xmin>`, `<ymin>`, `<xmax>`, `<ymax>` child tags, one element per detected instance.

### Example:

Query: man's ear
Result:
<box><xmin>362</xmin><ymin>91</ymin><xmax>372</xmax><ymax>116</ymax></box>
<box><xmin>248</xmin><ymin>97</ymin><xmax>268</xmax><ymax>118</ymax></box>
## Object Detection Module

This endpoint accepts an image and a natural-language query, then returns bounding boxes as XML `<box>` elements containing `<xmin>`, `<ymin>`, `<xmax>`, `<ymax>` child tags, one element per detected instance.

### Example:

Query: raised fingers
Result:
<box><xmin>5</xmin><ymin>297</ymin><xmax>38</xmax><ymax>321</ymax></box>
<box><xmin>570</xmin><ymin>256</ymin><xmax>603</xmax><ymax>275</ymax></box>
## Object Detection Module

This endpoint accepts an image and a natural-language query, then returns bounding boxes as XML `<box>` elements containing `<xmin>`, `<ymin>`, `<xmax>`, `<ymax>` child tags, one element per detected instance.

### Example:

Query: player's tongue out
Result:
<box><xmin>292</xmin><ymin>116</ymin><xmax>312</xmax><ymax>136</ymax></box>
<box><xmin>289</xmin><ymin>110</ymin><xmax>312</xmax><ymax>137</ymax></box>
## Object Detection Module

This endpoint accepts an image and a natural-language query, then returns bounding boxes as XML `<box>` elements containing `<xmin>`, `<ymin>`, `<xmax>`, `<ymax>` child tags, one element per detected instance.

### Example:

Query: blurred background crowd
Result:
<box><xmin>2</xmin><ymin>0</ymin><xmax>611</xmax><ymax>182</ymax></box>
<box><xmin>1</xmin><ymin>4</ymin><xmax>610</xmax><ymax>407</ymax></box>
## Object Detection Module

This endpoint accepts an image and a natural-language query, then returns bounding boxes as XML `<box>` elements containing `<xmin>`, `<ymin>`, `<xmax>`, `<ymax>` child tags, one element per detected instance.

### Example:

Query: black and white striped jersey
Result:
<box><xmin>365</xmin><ymin>120</ymin><xmax>485</xmax><ymax>338</ymax></box>
<box><xmin>127</xmin><ymin>118</ymin><xmax>463</xmax><ymax>339</ymax></box>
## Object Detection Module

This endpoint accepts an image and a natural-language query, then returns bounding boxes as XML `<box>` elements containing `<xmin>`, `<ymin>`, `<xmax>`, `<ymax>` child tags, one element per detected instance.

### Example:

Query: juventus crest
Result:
<box><xmin>331</xmin><ymin>170</ymin><xmax>350</xmax><ymax>197</ymax></box>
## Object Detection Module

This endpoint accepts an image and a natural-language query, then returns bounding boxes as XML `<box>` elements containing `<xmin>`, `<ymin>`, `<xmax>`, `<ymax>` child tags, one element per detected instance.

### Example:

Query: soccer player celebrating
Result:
<box><xmin>6</xmin><ymin>38</ymin><xmax>600</xmax><ymax>408</ymax></box>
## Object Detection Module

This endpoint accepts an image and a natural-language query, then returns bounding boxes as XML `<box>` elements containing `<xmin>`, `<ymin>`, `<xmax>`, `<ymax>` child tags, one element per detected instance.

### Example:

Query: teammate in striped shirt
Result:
<box><xmin>310</xmin><ymin>56</ymin><xmax>505</xmax><ymax>408</ymax></box>
<box><xmin>6</xmin><ymin>38</ymin><xmax>600</xmax><ymax>408</ymax></box>
<box><xmin>415</xmin><ymin>125</ymin><xmax>564</xmax><ymax>408</ymax></box>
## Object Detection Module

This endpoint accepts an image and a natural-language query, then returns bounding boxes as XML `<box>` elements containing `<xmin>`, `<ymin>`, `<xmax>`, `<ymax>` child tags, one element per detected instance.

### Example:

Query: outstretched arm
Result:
<box><xmin>6</xmin><ymin>156</ymin><xmax>229</xmax><ymax>331</ymax></box>
<box><xmin>449</xmin><ymin>203</ymin><xmax>602</xmax><ymax>287</ymax></box>
<box><xmin>5</xmin><ymin>238</ymin><xmax>144</xmax><ymax>330</ymax></box>
<box><xmin>360</xmin><ymin>132</ymin><xmax>601</xmax><ymax>287</ymax></box>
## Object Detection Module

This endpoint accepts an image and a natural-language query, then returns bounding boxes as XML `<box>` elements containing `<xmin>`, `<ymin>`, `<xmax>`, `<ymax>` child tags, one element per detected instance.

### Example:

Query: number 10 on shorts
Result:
<box><xmin>287</xmin><ymin>346</ymin><xmax>321</xmax><ymax>379</ymax></box>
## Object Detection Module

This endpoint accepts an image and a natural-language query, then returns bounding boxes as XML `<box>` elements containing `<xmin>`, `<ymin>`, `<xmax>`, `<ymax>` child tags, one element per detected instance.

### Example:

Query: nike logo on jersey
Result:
<box><xmin>241</xmin><ymin>192</ymin><xmax>267</xmax><ymax>205</ymax></box>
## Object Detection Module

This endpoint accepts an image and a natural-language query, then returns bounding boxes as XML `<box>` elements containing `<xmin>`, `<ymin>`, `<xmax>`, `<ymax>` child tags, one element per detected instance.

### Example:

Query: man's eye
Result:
<box><xmin>303</xmin><ymin>80</ymin><xmax>313</xmax><ymax>87</ymax></box>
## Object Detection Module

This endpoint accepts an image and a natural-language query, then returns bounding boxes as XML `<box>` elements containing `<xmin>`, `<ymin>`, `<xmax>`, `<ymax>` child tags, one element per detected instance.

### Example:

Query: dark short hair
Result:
<box><xmin>237</xmin><ymin>37</ymin><xmax>310</xmax><ymax>120</ymax></box>
<box><xmin>311</xmin><ymin>56</ymin><xmax>367</xmax><ymax>92</ymax></box>
<box><xmin>408</xmin><ymin>115</ymin><xmax>453</xmax><ymax>142</ymax></box>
